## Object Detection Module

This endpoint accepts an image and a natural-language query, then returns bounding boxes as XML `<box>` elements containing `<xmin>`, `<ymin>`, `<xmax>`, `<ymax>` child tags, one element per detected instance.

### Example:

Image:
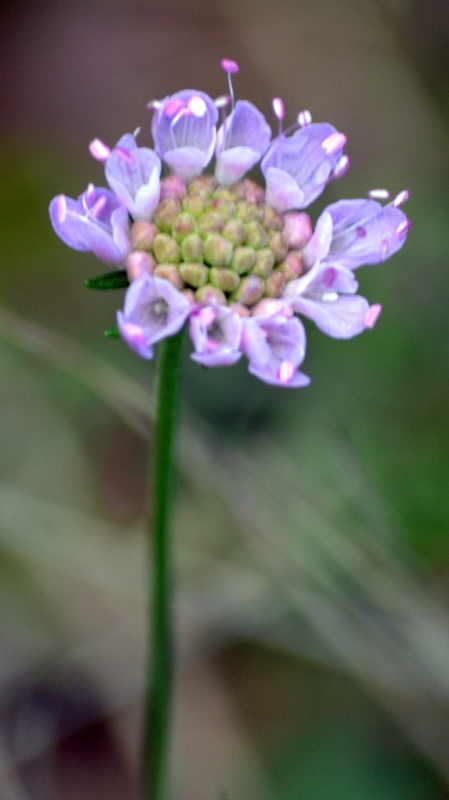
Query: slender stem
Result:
<box><xmin>145</xmin><ymin>329</ymin><xmax>184</xmax><ymax>800</ymax></box>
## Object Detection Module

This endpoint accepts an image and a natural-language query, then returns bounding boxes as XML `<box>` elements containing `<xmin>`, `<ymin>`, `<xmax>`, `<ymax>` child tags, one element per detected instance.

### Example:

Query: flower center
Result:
<box><xmin>127</xmin><ymin>175</ymin><xmax>308</xmax><ymax>312</ymax></box>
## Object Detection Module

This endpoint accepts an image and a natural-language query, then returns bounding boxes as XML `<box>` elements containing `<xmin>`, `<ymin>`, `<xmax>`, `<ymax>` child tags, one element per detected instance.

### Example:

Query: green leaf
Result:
<box><xmin>85</xmin><ymin>270</ymin><xmax>129</xmax><ymax>290</ymax></box>
<box><xmin>104</xmin><ymin>325</ymin><xmax>120</xmax><ymax>339</ymax></box>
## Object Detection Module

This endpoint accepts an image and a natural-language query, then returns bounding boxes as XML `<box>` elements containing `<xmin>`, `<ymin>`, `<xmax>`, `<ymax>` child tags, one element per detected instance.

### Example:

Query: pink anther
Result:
<box><xmin>365</xmin><ymin>304</ymin><xmax>382</xmax><ymax>329</ymax></box>
<box><xmin>115</xmin><ymin>147</ymin><xmax>135</xmax><ymax>164</ymax></box>
<box><xmin>396</xmin><ymin>220</ymin><xmax>411</xmax><ymax>238</ymax></box>
<box><xmin>368</xmin><ymin>189</ymin><xmax>390</xmax><ymax>200</ymax></box>
<box><xmin>91</xmin><ymin>195</ymin><xmax>107</xmax><ymax>218</ymax></box>
<box><xmin>277</xmin><ymin>360</ymin><xmax>294</xmax><ymax>383</ymax></box>
<box><xmin>89</xmin><ymin>138</ymin><xmax>111</xmax><ymax>161</ymax></box>
<box><xmin>188</xmin><ymin>95</ymin><xmax>207</xmax><ymax>117</ymax></box>
<box><xmin>221</xmin><ymin>59</ymin><xmax>239</xmax><ymax>74</ymax></box>
<box><xmin>272</xmin><ymin>97</ymin><xmax>285</xmax><ymax>121</ymax></box>
<box><xmin>332</xmin><ymin>154</ymin><xmax>351</xmax><ymax>179</ymax></box>
<box><xmin>322</xmin><ymin>131</ymin><xmax>347</xmax><ymax>155</ymax></box>
<box><xmin>57</xmin><ymin>195</ymin><xmax>67</xmax><ymax>223</ymax></box>
<box><xmin>393</xmin><ymin>190</ymin><xmax>410</xmax><ymax>207</ymax></box>
<box><xmin>297</xmin><ymin>110</ymin><xmax>312</xmax><ymax>126</ymax></box>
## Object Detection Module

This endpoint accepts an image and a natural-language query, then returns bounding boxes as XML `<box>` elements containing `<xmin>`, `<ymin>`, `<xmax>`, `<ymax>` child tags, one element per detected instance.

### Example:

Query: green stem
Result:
<box><xmin>145</xmin><ymin>329</ymin><xmax>184</xmax><ymax>800</ymax></box>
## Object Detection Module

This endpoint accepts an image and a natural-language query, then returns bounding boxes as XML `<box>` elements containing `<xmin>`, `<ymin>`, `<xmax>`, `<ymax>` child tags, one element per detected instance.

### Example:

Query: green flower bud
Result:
<box><xmin>130</xmin><ymin>220</ymin><xmax>158</xmax><ymax>250</ymax></box>
<box><xmin>236</xmin><ymin>201</ymin><xmax>263</xmax><ymax>222</ymax></box>
<box><xmin>264</xmin><ymin>269</ymin><xmax>286</xmax><ymax>297</ymax></box>
<box><xmin>245</xmin><ymin>220</ymin><xmax>267</xmax><ymax>248</ymax></box>
<box><xmin>239</xmin><ymin>178</ymin><xmax>265</xmax><ymax>204</ymax></box>
<box><xmin>208</xmin><ymin>197</ymin><xmax>236</xmax><ymax>221</ymax></box>
<box><xmin>179</xmin><ymin>262</ymin><xmax>209</xmax><ymax>288</ymax></box>
<box><xmin>153</xmin><ymin>198</ymin><xmax>181</xmax><ymax>233</ymax></box>
<box><xmin>197</xmin><ymin>211</ymin><xmax>223</xmax><ymax>236</ymax></box>
<box><xmin>189</xmin><ymin>175</ymin><xmax>217</xmax><ymax>194</ymax></box>
<box><xmin>182</xmin><ymin>194</ymin><xmax>207</xmax><ymax>218</ymax></box>
<box><xmin>252</xmin><ymin>248</ymin><xmax>275</xmax><ymax>277</ymax></box>
<box><xmin>263</xmin><ymin>204</ymin><xmax>284</xmax><ymax>231</ymax></box>
<box><xmin>230</xmin><ymin>246</ymin><xmax>256</xmax><ymax>275</ymax></box>
<box><xmin>204</xmin><ymin>234</ymin><xmax>233</xmax><ymax>267</ymax></box>
<box><xmin>196</xmin><ymin>284</ymin><xmax>227</xmax><ymax>305</ymax></box>
<box><xmin>232</xmin><ymin>274</ymin><xmax>265</xmax><ymax>305</ymax></box>
<box><xmin>267</xmin><ymin>230</ymin><xmax>288</xmax><ymax>261</ymax></box>
<box><xmin>153</xmin><ymin>233</ymin><xmax>181</xmax><ymax>264</ymax></box>
<box><xmin>181</xmin><ymin>233</ymin><xmax>204</xmax><ymax>262</ymax></box>
<box><xmin>213</xmin><ymin>186</ymin><xmax>242</xmax><ymax>203</ymax></box>
<box><xmin>154</xmin><ymin>264</ymin><xmax>183</xmax><ymax>289</ymax></box>
<box><xmin>221</xmin><ymin>218</ymin><xmax>246</xmax><ymax>246</ymax></box>
<box><xmin>172</xmin><ymin>212</ymin><xmax>195</xmax><ymax>242</ymax></box>
<box><xmin>278</xmin><ymin>251</ymin><xmax>305</xmax><ymax>281</ymax></box>
<box><xmin>209</xmin><ymin>267</ymin><xmax>240</xmax><ymax>292</ymax></box>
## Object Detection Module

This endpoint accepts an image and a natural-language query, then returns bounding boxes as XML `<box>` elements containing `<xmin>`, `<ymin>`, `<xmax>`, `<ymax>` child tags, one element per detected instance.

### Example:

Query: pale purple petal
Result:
<box><xmin>152</xmin><ymin>90</ymin><xmax>218</xmax><ymax>179</ymax></box>
<box><xmin>215</xmin><ymin>100</ymin><xmax>271</xmax><ymax>184</ymax></box>
<box><xmin>49</xmin><ymin>186</ymin><xmax>130</xmax><ymax>264</ymax></box>
<box><xmin>302</xmin><ymin>210</ymin><xmax>333</xmax><ymax>267</ymax></box>
<box><xmin>292</xmin><ymin>293</ymin><xmax>372</xmax><ymax>338</ymax></box>
<box><xmin>324</xmin><ymin>198</ymin><xmax>410</xmax><ymax>268</ymax></box>
<box><xmin>105</xmin><ymin>135</ymin><xmax>161</xmax><ymax>220</ymax></box>
<box><xmin>189</xmin><ymin>306</ymin><xmax>242</xmax><ymax>366</ymax></box>
<box><xmin>261</xmin><ymin>123</ymin><xmax>346</xmax><ymax>210</ymax></box>
<box><xmin>263</xmin><ymin>167</ymin><xmax>306</xmax><ymax>213</ymax></box>
<box><xmin>117</xmin><ymin>273</ymin><xmax>192</xmax><ymax>359</ymax></box>
<box><xmin>242</xmin><ymin>315</ymin><xmax>310</xmax><ymax>386</ymax></box>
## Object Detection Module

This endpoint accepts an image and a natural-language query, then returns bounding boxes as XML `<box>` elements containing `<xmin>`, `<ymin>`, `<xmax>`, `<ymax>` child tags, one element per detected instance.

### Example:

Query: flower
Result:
<box><xmin>104</xmin><ymin>133</ymin><xmax>162</xmax><ymax>221</ymax></box>
<box><xmin>151</xmin><ymin>90</ymin><xmax>218</xmax><ymax>181</ymax></box>
<box><xmin>49</xmin><ymin>184</ymin><xmax>130</xmax><ymax>263</ymax></box>
<box><xmin>49</xmin><ymin>60</ymin><xmax>410</xmax><ymax>388</ymax></box>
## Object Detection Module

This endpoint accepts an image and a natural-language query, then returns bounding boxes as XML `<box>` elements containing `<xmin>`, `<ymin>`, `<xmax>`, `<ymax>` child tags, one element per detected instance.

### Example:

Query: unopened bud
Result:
<box><xmin>229</xmin><ymin>302</ymin><xmax>251</xmax><ymax>317</ymax></box>
<box><xmin>125</xmin><ymin>251</ymin><xmax>156</xmax><ymax>281</ymax></box>
<box><xmin>282</xmin><ymin>212</ymin><xmax>313</xmax><ymax>249</ymax></box>
<box><xmin>236</xmin><ymin>201</ymin><xmax>262</xmax><ymax>222</ymax></box>
<box><xmin>232</xmin><ymin>274</ymin><xmax>265</xmax><ymax>305</ymax></box>
<box><xmin>221</xmin><ymin>218</ymin><xmax>246</xmax><ymax>246</ymax></box>
<box><xmin>204</xmin><ymin>234</ymin><xmax>233</xmax><ymax>267</ymax></box>
<box><xmin>208</xmin><ymin>197</ymin><xmax>236</xmax><ymax>220</ymax></box>
<box><xmin>278</xmin><ymin>251</ymin><xmax>305</xmax><ymax>281</ymax></box>
<box><xmin>238</xmin><ymin>179</ymin><xmax>265</xmax><ymax>204</ymax></box>
<box><xmin>153</xmin><ymin>233</ymin><xmax>181</xmax><ymax>264</ymax></box>
<box><xmin>264</xmin><ymin>269</ymin><xmax>286</xmax><ymax>297</ymax></box>
<box><xmin>172</xmin><ymin>212</ymin><xmax>195</xmax><ymax>242</ymax></box>
<box><xmin>195</xmin><ymin>284</ymin><xmax>227</xmax><ymax>305</ymax></box>
<box><xmin>267</xmin><ymin>231</ymin><xmax>288</xmax><ymax>261</ymax></box>
<box><xmin>179</xmin><ymin>262</ymin><xmax>209</xmax><ymax>287</ymax></box>
<box><xmin>197</xmin><ymin>211</ymin><xmax>223</xmax><ymax>235</ymax></box>
<box><xmin>159</xmin><ymin>174</ymin><xmax>187</xmax><ymax>201</ymax></box>
<box><xmin>210</xmin><ymin>267</ymin><xmax>240</xmax><ymax>292</ymax></box>
<box><xmin>245</xmin><ymin>221</ymin><xmax>267</xmax><ymax>248</ymax></box>
<box><xmin>130</xmin><ymin>220</ymin><xmax>158</xmax><ymax>250</ymax></box>
<box><xmin>263</xmin><ymin>205</ymin><xmax>284</xmax><ymax>231</ymax></box>
<box><xmin>213</xmin><ymin>185</ymin><xmax>242</xmax><ymax>203</ymax></box>
<box><xmin>189</xmin><ymin>175</ymin><xmax>217</xmax><ymax>194</ymax></box>
<box><xmin>154</xmin><ymin>198</ymin><xmax>181</xmax><ymax>233</ymax></box>
<box><xmin>181</xmin><ymin>233</ymin><xmax>204</xmax><ymax>262</ymax></box>
<box><xmin>154</xmin><ymin>264</ymin><xmax>183</xmax><ymax>289</ymax></box>
<box><xmin>182</xmin><ymin>288</ymin><xmax>197</xmax><ymax>304</ymax></box>
<box><xmin>252</xmin><ymin>248</ymin><xmax>275</xmax><ymax>277</ymax></box>
<box><xmin>230</xmin><ymin>246</ymin><xmax>256</xmax><ymax>274</ymax></box>
<box><xmin>182</xmin><ymin>193</ymin><xmax>207</xmax><ymax>218</ymax></box>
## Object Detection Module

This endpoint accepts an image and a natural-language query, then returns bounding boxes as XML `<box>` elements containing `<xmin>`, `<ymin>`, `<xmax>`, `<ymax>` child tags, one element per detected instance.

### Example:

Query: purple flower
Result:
<box><xmin>303</xmin><ymin>198</ymin><xmax>410</xmax><ymax>270</ymax></box>
<box><xmin>105</xmin><ymin>133</ymin><xmax>161</xmax><ymax>220</ymax></box>
<box><xmin>241</xmin><ymin>312</ymin><xmax>310</xmax><ymax>387</ymax></box>
<box><xmin>283</xmin><ymin>262</ymin><xmax>382</xmax><ymax>338</ymax></box>
<box><xmin>189</xmin><ymin>306</ymin><xmax>242</xmax><ymax>366</ymax></box>
<box><xmin>151</xmin><ymin>90</ymin><xmax>218</xmax><ymax>181</ymax></box>
<box><xmin>117</xmin><ymin>273</ymin><xmax>192</xmax><ymax>359</ymax></box>
<box><xmin>261</xmin><ymin>123</ymin><xmax>347</xmax><ymax>213</ymax></box>
<box><xmin>215</xmin><ymin>100</ymin><xmax>272</xmax><ymax>185</ymax></box>
<box><xmin>49</xmin><ymin>184</ymin><xmax>130</xmax><ymax>264</ymax></box>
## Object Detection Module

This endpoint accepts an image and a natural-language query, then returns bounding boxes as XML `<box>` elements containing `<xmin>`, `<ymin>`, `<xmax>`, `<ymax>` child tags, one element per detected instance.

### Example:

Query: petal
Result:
<box><xmin>117</xmin><ymin>311</ymin><xmax>155</xmax><ymax>359</ymax></box>
<box><xmin>326</xmin><ymin>199</ymin><xmax>410</xmax><ymax>268</ymax></box>
<box><xmin>163</xmin><ymin>145</ymin><xmax>214</xmax><ymax>181</ymax></box>
<box><xmin>240</xmin><ymin>317</ymin><xmax>271</xmax><ymax>364</ymax></box>
<box><xmin>215</xmin><ymin>146</ymin><xmax>263</xmax><ymax>186</ymax></box>
<box><xmin>191</xmin><ymin>349</ymin><xmax>242</xmax><ymax>366</ymax></box>
<box><xmin>293</xmin><ymin>293</ymin><xmax>371</xmax><ymax>338</ymax></box>
<box><xmin>106</xmin><ymin>147</ymin><xmax>161</xmax><ymax>218</ymax></box>
<box><xmin>134</xmin><ymin>166</ymin><xmax>161</xmax><ymax>219</ymax></box>
<box><xmin>264</xmin><ymin>167</ymin><xmax>305</xmax><ymax>213</ymax></box>
<box><xmin>248</xmin><ymin>361</ymin><xmax>311</xmax><ymax>387</ymax></box>
<box><xmin>216</xmin><ymin>100</ymin><xmax>271</xmax><ymax>154</ymax></box>
<box><xmin>302</xmin><ymin>210</ymin><xmax>333</xmax><ymax>267</ymax></box>
<box><xmin>49</xmin><ymin>195</ymin><xmax>90</xmax><ymax>251</ymax></box>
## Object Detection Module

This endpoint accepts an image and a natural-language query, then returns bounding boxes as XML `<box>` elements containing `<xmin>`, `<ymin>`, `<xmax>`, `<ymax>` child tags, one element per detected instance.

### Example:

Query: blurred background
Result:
<box><xmin>0</xmin><ymin>0</ymin><xmax>449</xmax><ymax>797</ymax></box>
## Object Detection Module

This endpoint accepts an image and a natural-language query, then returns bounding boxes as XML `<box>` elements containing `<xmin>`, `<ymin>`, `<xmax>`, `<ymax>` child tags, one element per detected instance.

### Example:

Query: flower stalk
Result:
<box><xmin>145</xmin><ymin>328</ymin><xmax>184</xmax><ymax>800</ymax></box>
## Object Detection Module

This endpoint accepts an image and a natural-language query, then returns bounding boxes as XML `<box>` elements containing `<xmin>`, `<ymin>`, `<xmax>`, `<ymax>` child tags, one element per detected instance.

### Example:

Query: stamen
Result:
<box><xmin>365</xmin><ymin>304</ymin><xmax>382</xmax><ymax>328</ymax></box>
<box><xmin>356</xmin><ymin>226</ymin><xmax>367</xmax><ymax>237</ymax></box>
<box><xmin>393</xmin><ymin>189</ymin><xmax>410</xmax><ymax>207</ymax></box>
<box><xmin>332</xmin><ymin>154</ymin><xmax>351</xmax><ymax>179</ymax></box>
<box><xmin>297</xmin><ymin>110</ymin><xmax>312</xmax><ymax>127</ymax></box>
<box><xmin>368</xmin><ymin>188</ymin><xmax>390</xmax><ymax>200</ymax></box>
<box><xmin>91</xmin><ymin>195</ymin><xmax>107</xmax><ymax>218</ymax></box>
<box><xmin>396</xmin><ymin>219</ymin><xmax>411</xmax><ymax>238</ymax></box>
<box><xmin>188</xmin><ymin>95</ymin><xmax>207</xmax><ymax>117</ymax></box>
<box><xmin>380</xmin><ymin>239</ymin><xmax>389</xmax><ymax>260</ymax></box>
<box><xmin>322</xmin><ymin>131</ymin><xmax>347</xmax><ymax>155</ymax></box>
<box><xmin>115</xmin><ymin>146</ymin><xmax>135</xmax><ymax>164</ymax></box>
<box><xmin>57</xmin><ymin>195</ymin><xmax>67</xmax><ymax>223</ymax></box>
<box><xmin>133</xmin><ymin>126</ymin><xmax>141</xmax><ymax>138</ymax></box>
<box><xmin>221</xmin><ymin>59</ymin><xmax>239</xmax><ymax>110</ymax></box>
<box><xmin>277</xmin><ymin>360</ymin><xmax>294</xmax><ymax>383</ymax></box>
<box><xmin>322</xmin><ymin>291</ymin><xmax>338</xmax><ymax>302</ymax></box>
<box><xmin>164</xmin><ymin>97</ymin><xmax>186</xmax><ymax>118</ymax></box>
<box><xmin>272</xmin><ymin>97</ymin><xmax>285</xmax><ymax>140</ymax></box>
<box><xmin>89</xmin><ymin>138</ymin><xmax>111</xmax><ymax>161</ymax></box>
<box><xmin>122</xmin><ymin>322</ymin><xmax>146</xmax><ymax>344</ymax></box>
<box><xmin>147</xmin><ymin>100</ymin><xmax>163</xmax><ymax>110</ymax></box>
<box><xmin>214</xmin><ymin>95</ymin><xmax>231</xmax><ymax>109</ymax></box>
<box><xmin>86</xmin><ymin>183</ymin><xmax>96</xmax><ymax>203</ymax></box>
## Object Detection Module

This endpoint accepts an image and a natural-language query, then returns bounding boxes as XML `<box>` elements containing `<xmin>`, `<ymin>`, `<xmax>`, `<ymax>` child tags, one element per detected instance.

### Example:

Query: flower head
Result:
<box><xmin>49</xmin><ymin>61</ymin><xmax>410</xmax><ymax>388</ymax></box>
